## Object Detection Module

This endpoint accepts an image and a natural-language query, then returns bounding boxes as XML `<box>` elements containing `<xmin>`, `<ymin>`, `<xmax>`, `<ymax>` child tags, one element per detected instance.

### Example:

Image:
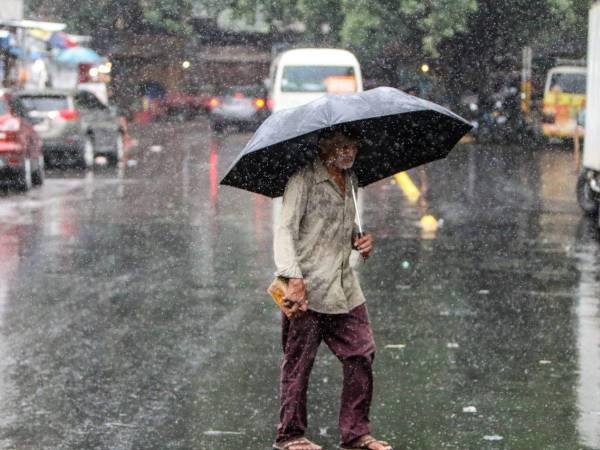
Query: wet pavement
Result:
<box><xmin>0</xmin><ymin>117</ymin><xmax>599</xmax><ymax>450</ymax></box>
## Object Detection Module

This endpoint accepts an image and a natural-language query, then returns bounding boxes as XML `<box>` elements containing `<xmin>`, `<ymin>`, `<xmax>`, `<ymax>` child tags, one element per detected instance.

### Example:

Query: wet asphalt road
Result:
<box><xmin>0</xmin><ymin>117</ymin><xmax>599</xmax><ymax>450</ymax></box>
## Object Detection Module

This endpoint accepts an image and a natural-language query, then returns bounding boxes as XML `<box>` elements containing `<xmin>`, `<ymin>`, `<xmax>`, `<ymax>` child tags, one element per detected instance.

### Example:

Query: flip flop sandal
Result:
<box><xmin>273</xmin><ymin>436</ymin><xmax>323</xmax><ymax>450</ymax></box>
<box><xmin>340</xmin><ymin>434</ymin><xmax>392</xmax><ymax>450</ymax></box>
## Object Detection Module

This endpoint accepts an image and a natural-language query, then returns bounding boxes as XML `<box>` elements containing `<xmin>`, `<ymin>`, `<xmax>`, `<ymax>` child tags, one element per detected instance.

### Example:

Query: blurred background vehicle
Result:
<box><xmin>157</xmin><ymin>89</ymin><xmax>214</xmax><ymax>121</ymax></box>
<box><xmin>578</xmin><ymin>3</ymin><xmax>600</xmax><ymax>222</ymax></box>
<box><xmin>266</xmin><ymin>48</ymin><xmax>363</xmax><ymax>113</ymax></box>
<box><xmin>13</xmin><ymin>89</ymin><xmax>123</xmax><ymax>168</ymax></box>
<box><xmin>208</xmin><ymin>85</ymin><xmax>269</xmax><ymax>133</ymax></box>
<box><xmin>0</xmin><ymin>92</ymin><xmax>44</xmax><ymax>191</ymax></box>
<box><xmin>541</xmin><ymin>65</ymin><xmax>586</xmax><ymax>141</ymax></box>
<box><xmin>478</xmin><ymin>84</ymin><xmax>527</xmax><ymax>143</ymax></box>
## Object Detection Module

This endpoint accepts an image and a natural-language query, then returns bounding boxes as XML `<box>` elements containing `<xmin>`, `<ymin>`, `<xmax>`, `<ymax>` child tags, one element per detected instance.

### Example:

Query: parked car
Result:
<box><xmin>209</xmin><ymin>86</ymin><xmax>269</xmax><ymax>132</ymax></box>
<box><xmin>13</xmin><ymin>89</ymin><xmax>124</xmax><ymax>168</ymax></box>
<box><xmin>0</xmin><ymin>92</ymin><xmax>44</xmax><ymax>191</ymax></box>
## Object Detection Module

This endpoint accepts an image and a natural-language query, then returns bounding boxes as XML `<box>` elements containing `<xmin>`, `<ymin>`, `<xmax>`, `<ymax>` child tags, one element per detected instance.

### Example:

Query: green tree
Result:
<box><xmin>227</xmin><ymin>0</ymin><xmax>592</xmax><ymax>93</ymax></box>
<box><xmin>26</xmin><ymin>0</ymin><xmax>195</xmax><ymax>35</ymax></box>
<box><xmin>438</xmin><ymin>0</ymin><xmax>592</xmax><ymax>97</ymax></box>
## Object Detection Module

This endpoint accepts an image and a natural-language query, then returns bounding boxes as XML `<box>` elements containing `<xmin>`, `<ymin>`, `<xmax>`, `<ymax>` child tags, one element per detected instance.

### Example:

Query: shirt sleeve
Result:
<box><xmin>274</xmin><ymin>170</ymin><xmax>308</xmax><ymax>278</ymax></box>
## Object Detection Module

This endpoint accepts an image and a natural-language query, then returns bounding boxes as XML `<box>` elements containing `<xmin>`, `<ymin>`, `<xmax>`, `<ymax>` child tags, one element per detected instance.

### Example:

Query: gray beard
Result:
<box><xmin>335</xmin><ymin>159</ymin><xmax>354</xmax><ymax>170</ymax></box>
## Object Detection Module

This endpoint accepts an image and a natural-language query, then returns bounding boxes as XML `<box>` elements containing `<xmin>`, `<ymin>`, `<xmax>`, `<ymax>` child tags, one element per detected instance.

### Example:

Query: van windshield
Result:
<box><xmin>548</xmin><ymin>72</ymin><xmax>586</xmax><ymax>94</ymax></box>
<box><xmin>281</xmin><ymin>66</ymin><xmax>356</xmax><ymax>93</ymax></box>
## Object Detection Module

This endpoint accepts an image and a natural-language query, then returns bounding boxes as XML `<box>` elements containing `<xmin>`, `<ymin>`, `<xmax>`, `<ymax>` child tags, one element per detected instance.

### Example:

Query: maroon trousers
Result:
<box><xmin>277</xmin><ymin>304</ymin><xmax>376</xmax><ymax>446</ymax></box>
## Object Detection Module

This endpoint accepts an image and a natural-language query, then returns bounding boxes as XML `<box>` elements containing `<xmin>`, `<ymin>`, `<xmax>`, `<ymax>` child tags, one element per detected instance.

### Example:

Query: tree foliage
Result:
<box><xmin>26</xmin><ymin>0</ymin><xmax>195</xmax><ymax>34</ymax></box>
<box><xmin>228</xmin><ymin>0</ymin><xmax>591</xmax><ymax>91</ymax></box>
<box><xmin>26</xmin><ymin>0</ymin><xmax>593</xmax><ymax>92</ymax></box>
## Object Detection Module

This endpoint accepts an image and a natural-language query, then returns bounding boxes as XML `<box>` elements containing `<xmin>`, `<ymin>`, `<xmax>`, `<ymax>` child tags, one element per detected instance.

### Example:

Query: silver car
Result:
<box><xmin>15</xmin><ymin>90</ymin><xmax>123</xmax><ymax>168</ymax></box>
<box><xmin>209</xmin><ymin>85</ymin><xmax>269</xmax><ymax>133</ymax></box>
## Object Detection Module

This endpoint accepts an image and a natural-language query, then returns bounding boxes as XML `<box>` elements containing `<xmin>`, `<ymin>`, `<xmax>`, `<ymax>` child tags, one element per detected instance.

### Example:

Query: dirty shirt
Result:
<box><xmin>274</xmin><ymin>157</ymin><xmax>366</xmax><ymax>314</ymax></box>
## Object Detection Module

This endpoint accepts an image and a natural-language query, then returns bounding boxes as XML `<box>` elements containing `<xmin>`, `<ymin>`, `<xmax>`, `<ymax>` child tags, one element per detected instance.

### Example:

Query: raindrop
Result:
<box><xmin>203</xmin><ymin>430</ymin><xmax>244</xmax><ymax>436</ymax></box>
<box><xmin>385</xmin><ymin>344</ymin><xmax>406</xmax><ymax>349</ymax></box>
<box><xmin>483</xmin><ymin>435</ymin><xmax>504</xmax><ymax>442</ymax></box>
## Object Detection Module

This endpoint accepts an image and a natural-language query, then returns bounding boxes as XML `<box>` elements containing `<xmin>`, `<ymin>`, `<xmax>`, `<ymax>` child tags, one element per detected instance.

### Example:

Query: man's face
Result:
<box><xmin>319</xmin><ymin>133</ymin><xmax>358</xmax><ymax>170</ymax></box>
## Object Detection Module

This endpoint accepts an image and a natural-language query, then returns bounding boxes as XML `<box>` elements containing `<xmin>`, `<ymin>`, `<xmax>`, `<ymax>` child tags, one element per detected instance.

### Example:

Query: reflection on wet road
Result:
<box><xmin>0</xmin><ymin>118</ymin><xmax>599</xmax><ymax>449</ymax></box>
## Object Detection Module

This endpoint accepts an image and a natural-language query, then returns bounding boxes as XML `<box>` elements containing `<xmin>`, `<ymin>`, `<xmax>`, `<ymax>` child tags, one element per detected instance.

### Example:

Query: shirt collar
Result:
<box><xmin>312</xmin><ymin>157</ymin><xmax>355</xmax><ymax>199</ymax></box>
<box><xmin>313</xmin><ymin>157</ymin><xmax>331</xmax><ymax>184</ymax></box>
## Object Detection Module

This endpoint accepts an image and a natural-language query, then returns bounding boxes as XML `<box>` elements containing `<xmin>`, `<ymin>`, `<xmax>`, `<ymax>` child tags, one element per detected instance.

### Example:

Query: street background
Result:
<box><xmin>2</xmin><ymin>0</ymin><xmax>600</xmax><ymax>448</ymax></box>
<box><xmin>0</xmin><ymin>118</ymin><xmax>598</xmax><ymax>449</ymax></box>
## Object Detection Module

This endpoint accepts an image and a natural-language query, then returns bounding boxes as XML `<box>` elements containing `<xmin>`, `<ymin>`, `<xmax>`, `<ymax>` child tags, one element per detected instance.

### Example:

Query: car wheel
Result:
<box><xmin>577</xmin><ymin>171</ymin><xmax>599</xmax><ymax>217</ymax></box>
<box><xmin>108</xmin><ymin>133</ymin><xmax>124</xmax><ymax>167</ymax></box>
<box><xmin>79</xmin><ymin>136</ymin><xmax>95</xmax><ymax>169</ymax></box>
<box><xmin>32</xmin><ymin>155</ymin><xmax>45</xmax><ymax>186</ymax></box>
<box><xmin>15</xmin><ymin>158</ymin><xmax>33</xmax><ymax>192</ymax></box>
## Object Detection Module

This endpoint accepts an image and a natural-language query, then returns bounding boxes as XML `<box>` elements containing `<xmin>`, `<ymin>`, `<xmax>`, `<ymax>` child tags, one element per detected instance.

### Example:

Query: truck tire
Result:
<box><xmin>577</xmin><ymin>171</ymin><xmax>599</xmax><ymax>217</ymax></box>
<box><xmin>78</xmin><ymin>136</ymin><xmax>95</xmax><ymax>169</ymax></box>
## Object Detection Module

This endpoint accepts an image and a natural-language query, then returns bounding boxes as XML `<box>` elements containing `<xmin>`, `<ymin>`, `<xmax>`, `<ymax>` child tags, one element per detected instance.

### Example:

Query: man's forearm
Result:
<box><xmin>274</xmin><ymin>226</ymin><xmax>303</xmax><ymax>278</ymax></box>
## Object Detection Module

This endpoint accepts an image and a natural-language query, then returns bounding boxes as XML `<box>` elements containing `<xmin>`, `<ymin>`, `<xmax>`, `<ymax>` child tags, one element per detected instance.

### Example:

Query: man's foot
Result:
<box><xmin>273</xmin><ymin>436</ymin><xmax>323</xmax><ymax>450</ymax></box>
<box><xmin>341</xmin><ymin>434</ymin><xmax>392</xmax><ymax>450</ymax></box>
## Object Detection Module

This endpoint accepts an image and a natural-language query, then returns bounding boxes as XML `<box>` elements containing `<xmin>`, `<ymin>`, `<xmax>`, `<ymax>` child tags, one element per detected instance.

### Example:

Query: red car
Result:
<box><xmin>0</xmin><ymin>93</ymin><xmax>44</xmax><ymax>191</ymax></box>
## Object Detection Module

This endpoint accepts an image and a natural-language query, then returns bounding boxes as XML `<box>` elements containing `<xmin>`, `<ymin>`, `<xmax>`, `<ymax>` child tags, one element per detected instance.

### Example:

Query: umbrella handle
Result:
<box><xmin>349</xmin><ymin>175</ymin><xmax>363</xmax><ymax>235</ymax></box>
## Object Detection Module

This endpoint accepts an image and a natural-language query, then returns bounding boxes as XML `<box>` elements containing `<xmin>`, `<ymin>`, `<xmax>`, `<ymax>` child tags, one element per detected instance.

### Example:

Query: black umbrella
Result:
<box><xmin>220</xmin><ymin>87</ymin><xmax>472</xmax><ymax>198</ymax></box>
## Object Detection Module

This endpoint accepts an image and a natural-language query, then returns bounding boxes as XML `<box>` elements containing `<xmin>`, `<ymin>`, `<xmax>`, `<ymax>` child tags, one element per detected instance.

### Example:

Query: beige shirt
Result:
<box><xmin>274</xmin><ymin>157</ymin><xmax>366</xmax><ymax>314</ymax></box>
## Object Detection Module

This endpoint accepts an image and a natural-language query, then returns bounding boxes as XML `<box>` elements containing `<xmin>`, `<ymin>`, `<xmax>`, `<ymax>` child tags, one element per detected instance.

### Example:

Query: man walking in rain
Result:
<box><xmin>273</xmin><ymin>128</ymin><xmax>392</xmax><ymax>450</ymax></box>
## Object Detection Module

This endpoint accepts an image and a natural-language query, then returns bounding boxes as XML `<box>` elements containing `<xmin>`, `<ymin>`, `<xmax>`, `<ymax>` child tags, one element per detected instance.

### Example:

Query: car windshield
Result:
<box><xmin>19</xmin><ymin>95</ymin><xmax>69</xmax><ymax>111</ymax></box>
<box><xmin>281</xmin><ymin>66</ymin><xmax>356</xmax><ymax>93</ymax></box>
<box><xmin>549</xmin><ymin>72</ymin><xmax>586</xmax><ymax>94</ymax></box>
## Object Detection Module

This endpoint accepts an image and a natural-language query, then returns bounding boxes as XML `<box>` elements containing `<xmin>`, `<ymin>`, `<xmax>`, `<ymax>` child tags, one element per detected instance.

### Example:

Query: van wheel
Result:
<box><xmin>32</xmin><ymin>155</ymin><xmax>45</xmax><ymax>186</ymax></box>
<box><xmin>108</xmin><ymin>133</ymin><xmax>124</xmax><ymax>167</ymax></box>
<box><xmin>15</xmin><ymin>158</ymin><xmax>33</xmax><ymax>192</ymax></box>
<box><xmin>211</xmin><ymin>121</ymin><xmax>224</xmax><ymax>134</ymax></box>
<box><xmin>577</xmin><ymin>171</ymin><xmax>599</xmax><ymax>217</ymax></box>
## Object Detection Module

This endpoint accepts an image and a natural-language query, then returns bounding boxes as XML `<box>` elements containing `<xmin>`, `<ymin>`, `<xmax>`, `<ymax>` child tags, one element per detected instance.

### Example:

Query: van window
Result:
<box><xmin>281</xmin><ymin>66</ymin><xmax>356</xmax><ymax>93</ymax></box>
<box><xmin>0</xmin><ymin>99</ymin><xmax>7</xmax><ymax>115</ymax></box>
<box><xmin>549</xmin><ymin>72</ymin><xmax>586</xmax><ymax>94</ymax></box>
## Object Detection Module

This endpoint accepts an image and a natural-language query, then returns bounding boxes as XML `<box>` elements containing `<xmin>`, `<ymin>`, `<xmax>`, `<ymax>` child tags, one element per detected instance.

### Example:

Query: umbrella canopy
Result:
<box><xmin>220</xmin><ymin>87</ymin><xmax>472</xmax><ymax>198</ymax></box>
<box><xmin>55</xmin><ymin>47</ymin><xmax>103</xmax><ymax>66</ymax></box>
<box><xmin>48</xmin><ymin>31</ymin><xmax>79</xmax><ymax>49</ymax></box>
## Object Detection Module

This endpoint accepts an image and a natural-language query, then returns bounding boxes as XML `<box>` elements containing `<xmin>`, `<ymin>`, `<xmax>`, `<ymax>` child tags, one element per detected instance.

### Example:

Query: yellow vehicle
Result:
<box><xmin>542</xmin><ymin>65</ymin><xmax>586</xmax><ymax>138</ymax></box>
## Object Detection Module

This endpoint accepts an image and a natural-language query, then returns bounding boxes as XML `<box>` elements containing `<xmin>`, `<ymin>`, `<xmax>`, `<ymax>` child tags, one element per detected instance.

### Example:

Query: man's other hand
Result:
<box><xmin>354</xmin><ymin>233</ymin><xmax>374</xmax><ymax>259</ymax></box>
<box><xmin>286</xmin><ymin>278</ymin><xmax>308</xmax><ymax>312</ymax></box>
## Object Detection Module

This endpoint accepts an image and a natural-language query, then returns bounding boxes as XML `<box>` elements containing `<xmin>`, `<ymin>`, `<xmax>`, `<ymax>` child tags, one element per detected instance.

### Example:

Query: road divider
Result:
<box><xmin>394</xmin><ymin>171</ymin><xmax>420</xmax><ymax>204</ymax></box>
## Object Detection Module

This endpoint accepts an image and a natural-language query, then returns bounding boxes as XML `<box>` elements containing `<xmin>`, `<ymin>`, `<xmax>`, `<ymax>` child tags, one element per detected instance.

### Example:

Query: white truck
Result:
<box><xmin>578</xmin><ymin>1</ymin><xmax>600</xmax><ymax>223</ymax></box>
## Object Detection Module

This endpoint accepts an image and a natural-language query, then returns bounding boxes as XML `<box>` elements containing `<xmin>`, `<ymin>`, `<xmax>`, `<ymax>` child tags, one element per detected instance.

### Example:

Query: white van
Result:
<box><xmin>267</xmin><ymin>48</ymin><xmax>363</xmax><ymax>113</ymax></box>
